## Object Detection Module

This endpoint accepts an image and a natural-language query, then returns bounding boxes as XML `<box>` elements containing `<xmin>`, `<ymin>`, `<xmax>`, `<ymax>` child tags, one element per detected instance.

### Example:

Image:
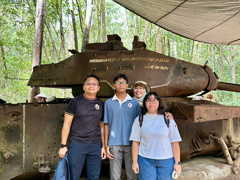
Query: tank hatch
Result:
<box><xmin>83</xmin><ymin>34</ymin><xmax>128</xmax><ymax>52</ymax></box>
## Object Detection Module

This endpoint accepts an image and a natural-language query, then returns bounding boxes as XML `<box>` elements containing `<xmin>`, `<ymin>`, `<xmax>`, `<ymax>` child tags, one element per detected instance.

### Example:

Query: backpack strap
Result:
<box><xmin>139</xmin><ymin>114</ymin><xmax>143</xmax><ymax>127</ymax></box>
<box><xmin>139</xmin><ymin>113</ymin><xmax>170</xmax><ymax>128</ymax></box>
<box><xmin>164</xmin><ymin>113</ymin><xmax>170</xmax><ymax>128</ymax></box>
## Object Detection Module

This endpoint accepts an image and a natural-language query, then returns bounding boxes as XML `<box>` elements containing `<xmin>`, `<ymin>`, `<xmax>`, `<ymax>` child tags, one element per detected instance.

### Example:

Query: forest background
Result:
<box><xmin>0</xmin><ymin>0</ymin><xmax>239</xmax><ymax>106</ymax></box>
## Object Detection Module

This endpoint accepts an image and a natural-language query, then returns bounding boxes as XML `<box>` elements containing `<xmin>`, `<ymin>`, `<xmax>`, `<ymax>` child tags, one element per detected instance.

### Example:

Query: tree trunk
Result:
<box><xmin>135</xmin><ymin>15</ymin><xmax>139</xmax><ymax>36</ymax></box>
<box><xmin>218</xmin><ymin>45</ymin><xmax>223</xmax><ymax>102</ymax></box>
<box><xmin>92</xmin><ymin>8</ymin><xmax>96</xmax><ymax>43</ymax></box>
<box><xmin>211</xmin><ymin>44</ymin><xmax>215</xmax><ymax>72</ymax></box>
<box><xmin>81</xmin><ymin>0</ymin><xmax>94</xmax><ymax>52</ymax></box>
<box><xmin>0</xmin><ymin>44</ymin><xmax>6</xmax><ymax>70</ymax></box>
<box><xmin>192</xmin><ymin>42</ymin><xmax>199</xmax><ymax>64</ymax></box>
<box><xmin>156</xmin><ymin>27</ymin><xmax>162</xmax><ymax>53</ymax></box>
<box><xmin>59</xmin><ymin>0</ymin><xmax>66</xmax><ymax>58</ymax></box>
<box><xmin>190</xmin><ymin>41</ymin><xmax>194</xmax><ymax>62</ymax></box>
<box><xmin>101</xmin><ymin>0</ymin><xmax>106</xmax><ymax>42</ymax></box>
<box><xmin>93</xmin><ymin>28</ymin><xmax>96</xmax><ymax>42</ymax></box>
<box><xmin>0</xmin><ymin>31</ymin><xmax>7</xmax><ymax>70</ymax></box>
<box><xmin>149</xmin><ymin>24</ymin><xmax>152</xmax><ymax>42</ymax></box>
<box><xmin>186</xmin><ymin>40</ymin><xmax>191</xmax><ymax>59</ymax></box>
<box><xmin>220</xmin><ymin>45</ymin><xmax>223</xmax><ymax>77</ymax></box>
<box><xmin>43</xmin><ymin>38</ymin><xmax>50</xmax><ymax>62</ymax></box>
<box><xmin>97</xmin><ymin>0</ymin><xmax>101</xmax><ymax>42</ymax></box>
<box><xmin>231</xmin><ymin>45</ymin><xmax>236</xmax><ymax>103</ymax></box>
<box><xmin>70</xmin><ymin>0</ymin><xmax>78</xmax><ymax>50</ymax></box>
<box><xmin>162</xmin><ymin>36</ymin><xmax>166</xmax><ymax>55</ymax></box>
<box><xmin>29</xmin><ymin>0</ymin><xmax>46</xmax><ymax>102</ymax></box>
<box><xmin>50</xmin><ymin>19</ymin><xmax>60</xmax><ymax>39</ymax></box>
<box><xmin>75</xmin><ymin>0</ymin><xmax>84</xmax><ymax>34</ymax></box>
<box><xmin>167</xmin><ymin>38</ymin><xmax>171</xmax><ymax>56</ymax></box>
<box><xmin>143</xmin><ymin>21</ymin><xmax>150</xmax><ymax>44</ymax></box>
<box><xmin>47</xmin><ymin>16</ymin><xmax>63</xmax><ymax>60</ymax></box>
<box><xmin>150</xmin><ymin>36</ymin><xmax>156</xmax><ymax>50</ymax></box>
<box><xmin>25</xmin><ymin>0</ymin><xmax>35</xmax><ymax>22</ymax></box>
<box><xmin>181</xmin><ymin>41</ymin><xmax>185</xmax><ymax>60</ymax></box>
<box><xmin>173</xmin><ymin>37</ymin><xmax>177</xmax><ymax>58</ymax></box>
<box><xmin>45</xmin><ymin>15</ymin><xmax>59</xmax><ymax>62</ymax></box>
<box><xmin>125</xmin><ymin>9</ymin><xmax>130</xmax><ymax>36</ymax></box>
<box><xmin>231</xmin><ymin>46</ymin><xmax>235</xmax><ymax>83</ymax></box>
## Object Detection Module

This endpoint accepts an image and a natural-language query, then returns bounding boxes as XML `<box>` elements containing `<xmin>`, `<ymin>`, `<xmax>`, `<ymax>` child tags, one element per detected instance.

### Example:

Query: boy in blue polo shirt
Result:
<box><xmin>104</xmin><ymin>74</ymin><xmax>141</xmax><ymax>180</ymax></box>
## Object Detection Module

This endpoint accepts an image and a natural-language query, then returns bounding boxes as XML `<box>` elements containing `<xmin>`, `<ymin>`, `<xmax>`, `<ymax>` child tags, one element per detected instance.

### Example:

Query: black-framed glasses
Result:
<box><xmin>115</xmin><ymin>81</ymin><xmax>127</xmax><ymax>85</ymax></box>
<box><xmin>146</xmin><ymin>99</ymin><xmax>158</xmax><ymax>103</ymax></box>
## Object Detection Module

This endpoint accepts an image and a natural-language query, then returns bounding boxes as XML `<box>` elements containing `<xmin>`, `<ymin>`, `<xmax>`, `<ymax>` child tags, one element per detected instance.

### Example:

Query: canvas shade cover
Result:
<box><xmin>114</xmin><ymin>0</ymin><xmax>240</xmax><ymax>45</ymax></box>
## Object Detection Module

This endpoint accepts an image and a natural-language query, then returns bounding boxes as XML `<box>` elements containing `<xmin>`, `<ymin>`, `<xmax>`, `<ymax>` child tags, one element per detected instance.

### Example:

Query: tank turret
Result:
<box><xmin>28</xmin><ymin>34</ymin><xmax>240</xmax><ymax>98</ymax></box>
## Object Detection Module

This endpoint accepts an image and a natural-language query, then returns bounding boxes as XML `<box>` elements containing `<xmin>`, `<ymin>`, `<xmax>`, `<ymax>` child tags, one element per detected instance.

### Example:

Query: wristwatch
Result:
<box><xmin>60</xmin><ymin>144</ymin><xmax>67</xmax><ymax>148</ymax></box>
<box><xmin>175</xmin><ymin>161</ymin><xmax>181</xmax><ymax>165</ymax></box>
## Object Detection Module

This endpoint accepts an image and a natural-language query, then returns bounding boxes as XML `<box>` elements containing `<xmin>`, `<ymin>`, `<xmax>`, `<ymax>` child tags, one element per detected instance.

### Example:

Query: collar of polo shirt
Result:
<box><xmin>112</xmin><ymin>94</ymin><xmax>132</xmax><ymax>106</ymax></box>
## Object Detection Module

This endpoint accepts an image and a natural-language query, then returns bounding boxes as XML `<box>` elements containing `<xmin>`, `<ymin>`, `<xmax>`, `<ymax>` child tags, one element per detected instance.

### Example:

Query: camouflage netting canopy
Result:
<box><xmin>114</xmin><ymin>0</ymin><xmax>240</xmax><ymax>45</ymax></box>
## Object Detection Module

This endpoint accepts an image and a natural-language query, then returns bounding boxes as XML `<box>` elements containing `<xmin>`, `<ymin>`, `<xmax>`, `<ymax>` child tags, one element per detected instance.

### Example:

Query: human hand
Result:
<box><xmin>106</xmin><ymin>145</ymin><xmax>114</xmax><ymax>159</ymax></box>
<box><xmin>132</xmin><ymin>162</ymin><xmax>139</xmax><ymax>174</ymax></box>
<box><xmin>137</xmin><ymin>99</ymin><xmax>142</xmax><ymax>103</ymax></box>
<box><xmin>165</xmin><ymin>112</ymin><xmax>174</xmax><ymax>120</ymax></box>
<box><xmin>174</xmin><ymin>164</ymin><xmax>181</xmax><ymax>177</ymax></box>
<box><xmin>101</xmin><ymin>146</ymin><xmax>107</xmax><ymax>160</ymax></box>
<box><xmin>59</xmin><ymin>147</ymin><xmax>68</xmax><ymax>158</ymax></box>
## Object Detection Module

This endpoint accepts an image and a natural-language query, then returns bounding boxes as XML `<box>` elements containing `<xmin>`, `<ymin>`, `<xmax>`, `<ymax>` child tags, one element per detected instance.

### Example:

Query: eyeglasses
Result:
<box><xmin>85</xmin><ymin>83</ymin><xmax>99</xmax><ymax>86</ymax></box>
<box><xmin>115</xmin><ymin>81</ymin><xmax>127</xmax><ymax>85</ymax></box>
<box><xmin>146</xmin><ymin>99</ymin><xmax>158</xmax><ymax>103</ymax></box>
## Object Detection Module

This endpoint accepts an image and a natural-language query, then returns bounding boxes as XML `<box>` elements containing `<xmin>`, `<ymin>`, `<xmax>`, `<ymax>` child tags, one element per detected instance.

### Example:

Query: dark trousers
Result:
<box><xmin>68</xmin><ymin>142</ymin><xmax>102</xmax><ymax>180</ymax></box>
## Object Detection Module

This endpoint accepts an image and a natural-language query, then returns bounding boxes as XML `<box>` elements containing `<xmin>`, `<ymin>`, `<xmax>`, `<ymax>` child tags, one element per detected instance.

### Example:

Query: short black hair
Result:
<box><xmin>142</xmin><ymin>92</ymin><xmax>165</xmax><ymax>115</ymax></box>
<box><xmin>113</xmin><ymin>74</ymin><xmax>128</xmax><ymax>83</ymax></box>
<box><xmin>84</xmin><ymin>74</ymin><xmax>100</xmax><ymax>84</ymax></box>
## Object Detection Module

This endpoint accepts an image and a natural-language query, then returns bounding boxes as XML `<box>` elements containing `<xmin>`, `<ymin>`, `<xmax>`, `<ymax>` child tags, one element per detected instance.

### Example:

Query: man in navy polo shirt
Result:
<box><xmin>104</xmin><ymin>74</ymin><xmax>141</xmax><ymax>180</ymax></box>
<box><xmin>58</xmin><ymin>74</ymin><xmax>106</xmax><ymax>180</ymax></box>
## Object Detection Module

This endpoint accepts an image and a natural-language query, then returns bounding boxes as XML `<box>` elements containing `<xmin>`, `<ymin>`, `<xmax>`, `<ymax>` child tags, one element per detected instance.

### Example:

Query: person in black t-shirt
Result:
<box><xmin>59</xmin><ymin>74</ymin><xmax>106</xmax><ymax>180</ymax></box>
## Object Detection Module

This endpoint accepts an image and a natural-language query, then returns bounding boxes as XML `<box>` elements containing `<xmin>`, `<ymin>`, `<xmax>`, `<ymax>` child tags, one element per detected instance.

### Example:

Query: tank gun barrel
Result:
<box><xmin>216</xmin><ymin>82</ymin><xmax>240</xmax><ymax>93</ymax></box>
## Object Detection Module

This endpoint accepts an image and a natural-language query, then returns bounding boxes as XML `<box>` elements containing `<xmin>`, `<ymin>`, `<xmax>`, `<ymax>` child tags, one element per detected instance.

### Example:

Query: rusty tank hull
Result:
<box><xmin>0</xmin><ymin>100</ymin><xmax>240</xmax><ymax>179</ymax></box>
<box><xmin>1</xmin><ymin>34</ymin><xmax>240</xmax><ymax>179</ymax></box>
<box><xmin>0</xmin><ymin>103</ymin><xmax>65</xmax><ymax>179</ymax></box>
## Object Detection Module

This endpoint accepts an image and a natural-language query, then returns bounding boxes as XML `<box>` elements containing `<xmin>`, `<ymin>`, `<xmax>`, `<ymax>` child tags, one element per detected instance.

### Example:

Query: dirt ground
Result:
<box><xmin>179</xmin><ymin>156</ymin><xmax>240</xmax><ymax>180</ymax></box>
<box><xmin>12</xmin><ymin>155</ymin><xmax>240</xmax><ymax>180</ymax></box>
<box><xmin>79</xmin><ymin>156</ymin><xmax>240</xmax><ymax>180</ymax></box>
<box><xmin>218</xmin><ymin>174</ymin><xmax>240</xmax><ymax>180</ymax></box>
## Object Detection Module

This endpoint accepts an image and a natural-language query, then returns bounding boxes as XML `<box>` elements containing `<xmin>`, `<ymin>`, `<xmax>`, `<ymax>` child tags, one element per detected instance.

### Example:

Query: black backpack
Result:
<box><xmin>139</xmin><ymin>113</ymin><xmax>170</xmax><ymax>128</ymax></box>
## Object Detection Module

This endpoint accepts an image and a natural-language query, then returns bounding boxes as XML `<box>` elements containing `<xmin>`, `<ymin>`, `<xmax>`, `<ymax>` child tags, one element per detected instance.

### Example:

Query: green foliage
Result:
<box><xmin>0</xmin><ymin>0</ymin><xmax>34</xmax><ymax>103</ymax></box>
<box><xmin>0</xmin><ymin>0</ymin><xmax>239</xmax><ymax>106</ymax></box>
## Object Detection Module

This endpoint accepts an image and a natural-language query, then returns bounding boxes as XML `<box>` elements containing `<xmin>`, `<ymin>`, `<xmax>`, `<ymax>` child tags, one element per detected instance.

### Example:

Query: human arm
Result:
<box><xmin>132</xmin><ymin>141</ymin><xmax>140</xmax><ymax>174</ymax></box>
<box><xmin>130</xmin><ymin>117</ymin><xmax>141</xmax><ymax>174</ymax></box>
<box><xmin>171</xmin><ymin>142</ymin><xmax>181</xmax><ymax>176</ymax></box>
<box><xmin>103</xmin><ymin>101</ymin><xmax>114</xmax><ymax>159</ymax></box>
<box><xmin>100</xmin><ymin>121</ymin><xmax>106</xmax><ymax>159</ymax></box>
<box><xmin>104</xmin><ymin>123</ymin><xmax>114</xmax><ymax>159</ymax></box>
<box><xmin>59</xmin><ymin>113</ymin><xmax>74</xmax><ymax>158</ymax></box>
<box><xmin>169</xmin><ymin>119</ymin><xmax>182</xmax><ymax>176</ymax></box>
<box><xmin>165</xmin><ymin>112</ymin><xmax>174</xmax><ymax>120</ymax></box>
